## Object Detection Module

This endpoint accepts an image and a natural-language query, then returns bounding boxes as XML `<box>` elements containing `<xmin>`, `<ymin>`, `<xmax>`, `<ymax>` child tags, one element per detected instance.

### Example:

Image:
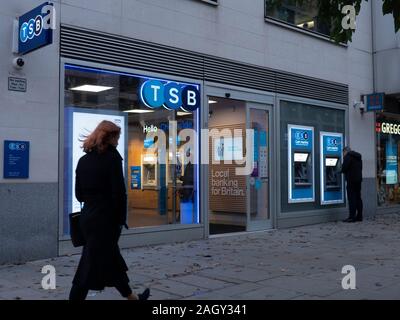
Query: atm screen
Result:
<box><xmin>294</xmin><ymin>153</ymin><xmax>309</xmax><ymax>162</ymax></box>
<box><xmin>326</xmin><ymin>157</ymin><xmax>338</xmax><ymax>167</ymax></box>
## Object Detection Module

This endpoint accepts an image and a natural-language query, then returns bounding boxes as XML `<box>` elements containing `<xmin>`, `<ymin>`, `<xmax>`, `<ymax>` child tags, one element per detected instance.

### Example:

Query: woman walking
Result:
<box><xmin>69</xmin><ymin>120</ymin><xmax>150</xmax><ymax>301</ymax></box>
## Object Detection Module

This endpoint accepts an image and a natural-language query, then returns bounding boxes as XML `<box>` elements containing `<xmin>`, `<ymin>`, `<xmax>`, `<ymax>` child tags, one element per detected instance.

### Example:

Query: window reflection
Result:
<box><xmin>63</xmin><ymin>65</ymin><xmax>199</xmax><ymax>234</ymax></box>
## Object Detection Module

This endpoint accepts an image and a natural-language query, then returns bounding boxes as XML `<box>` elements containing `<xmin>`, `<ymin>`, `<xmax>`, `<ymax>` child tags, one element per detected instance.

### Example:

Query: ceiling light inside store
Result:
<box><xmin>123</xmin><ymin>109</ymin><xmax>155</xmax><ymax>113</ymax></box>
<box><xmin>208</xmin><ymin>100</ymin><xmax>218</xmax><ymax>104</ymax></box>
<box><xmin>70</xmin><ymin>85</ymin><xmax>114</xmax><ymax>92</ymax></box>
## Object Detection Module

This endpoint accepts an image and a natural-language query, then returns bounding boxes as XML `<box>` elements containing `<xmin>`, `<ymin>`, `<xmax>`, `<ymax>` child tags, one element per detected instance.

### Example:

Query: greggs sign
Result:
<box><xmin>376</xmin><ymin>122</ymin><xmax>400</xmax><ymax>135</ymax></box>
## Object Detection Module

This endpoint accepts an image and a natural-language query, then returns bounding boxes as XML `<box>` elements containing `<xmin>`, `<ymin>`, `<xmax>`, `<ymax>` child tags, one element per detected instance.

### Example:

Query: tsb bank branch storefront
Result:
<box><xmin>58</xmin><ymin>26</ymin><xmax>350</xmax><ymax>254</ymax></box>
<box><xmin>60</xmin><ymin>62</ymin><xmax>203</xmax><ymax>253</ymax></box>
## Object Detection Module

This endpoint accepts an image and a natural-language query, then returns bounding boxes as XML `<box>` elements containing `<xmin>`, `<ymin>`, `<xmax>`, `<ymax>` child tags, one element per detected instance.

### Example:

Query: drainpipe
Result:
<box><xmin>371</xmin><ymin>0</ymin><xmax>376</xmax><ymax>92</ymax></box>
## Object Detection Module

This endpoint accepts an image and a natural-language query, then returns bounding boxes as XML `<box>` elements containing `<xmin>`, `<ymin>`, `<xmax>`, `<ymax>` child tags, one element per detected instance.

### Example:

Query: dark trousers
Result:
<box><xmin>347</xmin><ymin>182</ymin><xmax>363</xmax><ymax>220</ymax></box>
<box><xmin>69</xmin><ymin>281</ymin><xmax>132</xmax><ymax>300</ymax></box>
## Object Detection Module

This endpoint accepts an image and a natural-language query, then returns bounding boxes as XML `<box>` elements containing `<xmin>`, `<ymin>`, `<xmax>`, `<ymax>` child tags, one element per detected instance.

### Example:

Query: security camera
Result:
<box><xmin>359</xmin><ymin>104</ymin><xmax>365</xmax><ymax>114</ymax></box>
<box><xmin>225</xmin><ymin>93</ymin><xmax>231</xmax><ymax>98</ymax></box>
<box><xmin>12</xmin><ymin>57</ymin><xmax>25</xmax><ymax>69</ymax></box>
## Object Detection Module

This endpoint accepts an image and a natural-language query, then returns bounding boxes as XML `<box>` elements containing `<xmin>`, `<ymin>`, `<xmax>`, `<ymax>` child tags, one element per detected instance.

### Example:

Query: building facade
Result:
<box><xmin>372</xmin><ymin>1</ymin><xmax>400</xmax><ymax>211</ymax></box>
<box><xmin>0</xmin><ymin>0</ymin><xmax>383</xmax><ymax>264</ymax></box>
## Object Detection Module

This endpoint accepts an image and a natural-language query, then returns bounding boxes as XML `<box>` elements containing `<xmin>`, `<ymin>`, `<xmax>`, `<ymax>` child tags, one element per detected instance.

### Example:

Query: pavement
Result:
<box><xmin>1</xmin><ymin>213</ymin><xmax>400</xmax><ymax>300</ymax></box>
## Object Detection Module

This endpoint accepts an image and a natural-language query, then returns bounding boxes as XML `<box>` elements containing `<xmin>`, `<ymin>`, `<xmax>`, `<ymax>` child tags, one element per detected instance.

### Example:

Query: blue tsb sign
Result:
<box><xmin>3</xmin><ymin>141</ymin><xmax>30</xmax><ymax>179</ymax></box>
<box><xmin>19</xmin><ymin>2</ymin><xmax>55</xmax><ymax>55</ymax></box>
<box><xmin>140</xmin><ymin>80</ymin><xmax>200</xmax><ymax>112</ymax></box>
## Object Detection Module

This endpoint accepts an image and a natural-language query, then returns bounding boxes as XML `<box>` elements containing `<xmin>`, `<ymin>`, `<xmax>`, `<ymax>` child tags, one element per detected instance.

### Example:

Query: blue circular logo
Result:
<box><xmin>163</xmin><ymin>82</ymin><xmax>182</xmax><ymax>110</ymax></box>
<box><xmin>181</xmin><ymin>86</ymin><xmax>200</xmax><ymax>112</ymax></box>
<box><xmin>8</xmin><ymin>142</ymin><xmax>26</xmax><ymax>151</ymax></box>
<box><xmin>20</xmin><ymin>22</ymin><xmax>29</xmax><ymax>43</ymax></box>
<box><xmin>295</xmin><ymin>131</ymin><xmax>308</xmax><ymax>140</ymax></box>
<box><xmin>34</xmin><ymin>15</ymin><xmax>43</xmax><ymax>37</ymax></box>
<box><xmin>140</xmin><ymin>80</ymin><xmax>165</xmax><ymax>109</ymax></box>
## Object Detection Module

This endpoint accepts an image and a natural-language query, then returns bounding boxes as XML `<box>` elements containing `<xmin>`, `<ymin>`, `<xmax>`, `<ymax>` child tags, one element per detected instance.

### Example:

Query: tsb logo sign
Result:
<box><xmin>295</xmin><ymin>131</ymin><xmax>309</xmax><ymax>141</ymax></box>
<box><xmin>8</xmin><ymin>142</ymin><xmax>27</xmax><ymax>151</ymax></box>
<box><xmin>20</xmin><ymin>15</ymin><xmax>44</xmax><ymax>43</ymax></box>
<box><xmin>328</xmin><ymin>138</ymin><xmax>338</xmax><ymax>146</ymax></box>
<box><xmin>18</xmin><ymin>2</ymin><xmax>55</xmax><ymax>55</ymax></box>
<box><xmin>140</xmin><ymin>80</ymin><xmax>200</xmax><ymax>112</ymax></box>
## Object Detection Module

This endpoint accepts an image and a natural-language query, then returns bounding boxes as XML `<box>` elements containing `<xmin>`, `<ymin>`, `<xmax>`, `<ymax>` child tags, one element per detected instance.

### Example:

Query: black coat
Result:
<box><xmin>73</xmin><ymin>145</ymin><xmax>129</xmax><ymax>290</ymax></box>
<box><xmin>341</xmin><ymin>151</ymin><xmax>363</xmax><ymax>185</ymax></box>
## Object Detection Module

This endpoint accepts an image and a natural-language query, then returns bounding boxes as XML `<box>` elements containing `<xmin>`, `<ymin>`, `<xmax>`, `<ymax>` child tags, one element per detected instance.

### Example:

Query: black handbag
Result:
<box><xmin>69</xmin><ymin>203</ymin><xmax>85</xmax><ymax>247</ymax></box>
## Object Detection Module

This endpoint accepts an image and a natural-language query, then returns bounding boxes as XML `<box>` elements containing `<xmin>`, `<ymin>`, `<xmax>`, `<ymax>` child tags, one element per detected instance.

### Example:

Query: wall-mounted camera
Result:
<box><xmin>353</xmin><ymin>99</ymin><xmax>365</xmax><ymax>115</ymax></box>
<box><xmin>12</xmin><ymin>57</ymin><xmax>25</xmax><ymax>69</ymax></box>
<box><xmin>225</xmin><ymin>93</ymin><xmax>231</xmax><ymax>98</ymax></box>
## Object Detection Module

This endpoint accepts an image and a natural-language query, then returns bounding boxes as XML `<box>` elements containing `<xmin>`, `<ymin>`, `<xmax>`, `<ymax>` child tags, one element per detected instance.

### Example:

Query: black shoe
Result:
<box><xmin>138</xmin><ymin>288</ymin><xmax>150</xmax><ymax>300</ymax></box>
<box><xmin>355</xmin><ymin>217</ymin><xmax>363</xmax><ymax>222</ymax></box>
<box><xmin>343</xmin><ymin>218</ymin><xmax>357</xmax><ymax>223</ymax></box>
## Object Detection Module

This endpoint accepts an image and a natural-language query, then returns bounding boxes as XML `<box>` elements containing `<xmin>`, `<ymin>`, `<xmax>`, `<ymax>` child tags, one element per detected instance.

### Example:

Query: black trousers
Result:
<box><xmin>69</xmin><ymin>281</ymin><xmax>132</xmax><ymax>300</ymax></box>
<box><xmin>346</xmin><ymin>182</ymin><xmax>363</xmax><ymax>220</ymax></box>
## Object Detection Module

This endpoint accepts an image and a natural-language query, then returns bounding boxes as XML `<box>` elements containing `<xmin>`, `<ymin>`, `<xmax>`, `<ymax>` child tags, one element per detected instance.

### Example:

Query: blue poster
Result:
<box><xmin>320</xmin><ymin>133</ymin><xmax>344</xmax><ymax>204</ymax></box>
<box><xmin>3</xmin><ymin>141</ymin><xmax>30</xmax><ymax>179</ymax></box>
<box><xmin>288</xmin><ymin>125</ymin><xmax>314</xmax><ymax>203</ymax></box>
<box><xmin>131</xmin><ymin>166</ymin><xmax>141</xmax><ymax>189</ymax></box>
<box><xmin>386</xmin><ymin>140</ymin><xmax>398</xmax><ymax>185</ymax></box>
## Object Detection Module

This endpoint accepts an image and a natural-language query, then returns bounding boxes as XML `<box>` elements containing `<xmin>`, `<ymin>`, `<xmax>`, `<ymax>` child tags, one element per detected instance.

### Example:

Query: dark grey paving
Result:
<box><xmin>1</xmin><ymin>213</ymin><xmax>400</xmax><ymax>299</ymax></box>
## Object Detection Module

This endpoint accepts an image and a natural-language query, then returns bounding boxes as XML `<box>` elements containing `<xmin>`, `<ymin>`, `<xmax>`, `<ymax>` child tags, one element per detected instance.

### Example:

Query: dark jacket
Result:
<box><xmin>180</xmin><ymin>161</ymin><xmax>194</xmax><ymax>202</ymax></box>
<box><xmin>341</xmin><ymin>151</ymin><xmax>363</xmax><ymax>185</ymax></box>
<box><xmin>73</xmin><ymin>145</ymin><xmax>129</xmax><ymax>290</ymax></box>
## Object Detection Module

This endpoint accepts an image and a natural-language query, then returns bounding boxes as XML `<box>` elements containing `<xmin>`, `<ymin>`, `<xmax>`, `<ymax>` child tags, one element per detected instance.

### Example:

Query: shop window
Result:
<box><xmin>280</xmin><ymin>100</ymin><xmax>345</xmax><ymax>212</ymax></box>
<box><xmin>63</xmin><ymin>64</ymin><xmax>200</xmax><ymax>234</ymax></box>
<box><xmin>376</xmin><ymin>113</ymin><xmax>400</xmax><ymax>207</ymax></box>
<box><xmin>265</xmin><ymin>0</ymin><xmax>332</xmax><ymax>37</ymax></box>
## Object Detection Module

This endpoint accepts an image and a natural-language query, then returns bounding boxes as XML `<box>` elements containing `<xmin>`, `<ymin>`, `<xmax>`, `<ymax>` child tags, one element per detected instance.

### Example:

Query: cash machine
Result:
<box><xmin>320</xmin><ymin>132</ymin><xmax>344</xmax><ymax>204</ymax></box>
<box><xmin>141</xmin><ymin>153</ymin><xmax>158</xmax><ymax>189</ymax></box>
<box><xmin>288</xmin><ymin>125</ymin><xmax>315</xmax><ymax>203</ymax></box>
<box><xmin>324</xmin><ymin>157</ymin><xmax>341</xmax><ymax>190</ymax></box>
<box><xmin>293</xmin><ymin>152</ymin><xmax>312</xmax><ymax>187</ymax></box>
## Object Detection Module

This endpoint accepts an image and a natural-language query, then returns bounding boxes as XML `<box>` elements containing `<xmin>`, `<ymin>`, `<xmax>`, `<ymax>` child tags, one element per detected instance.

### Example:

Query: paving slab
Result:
<box><xmin>2</xmin><ymin>213</ymin><xmax>400</xmax><ymax>300</ymax></box>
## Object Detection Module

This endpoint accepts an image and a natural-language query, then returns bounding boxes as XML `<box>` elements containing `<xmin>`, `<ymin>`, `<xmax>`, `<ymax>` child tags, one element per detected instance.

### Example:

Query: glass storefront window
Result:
<box><xmin>280</xmin><ymin>100</ymin><xmax>345</xmax><ymax>212</ymax></box>
<box><xmin>376</xmin><ymin>114</ymin><xmax>400</xmax><ymax>207</ymax></box>
<box><xmin>63</xmin><ymin>64</ymin><xmax>200</xmax><ymax>235</ymax></box>
<box><xmin>265</xmin><ymin>0</ymin><xmax>332</xmax><ymax>37</ymax></box>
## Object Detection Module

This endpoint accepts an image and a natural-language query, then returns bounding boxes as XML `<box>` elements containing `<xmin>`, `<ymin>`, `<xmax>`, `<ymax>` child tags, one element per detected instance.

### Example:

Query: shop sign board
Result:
<box><xmin>140</xmin><ymin>80</ymin><xmax>200</xmax><ymax>112</ymax></box>
<box><xmin>376</xmin><ymin>122</ymin><xmax>400</xmax><ymax>135</ymax></box>
<box><xmin>3</xmin><ymin>140</ymin><xmax>30</xmax><ymax>179</ymax></box>
<box><xmin>365</xmin><ymin>93</ymin><xmax>384</xmax><ymax>112</ymax></box>
<box><xmin>18</xmin><ymin>2</ymin><xmax>54</xmax><ymax>55</ymax></box>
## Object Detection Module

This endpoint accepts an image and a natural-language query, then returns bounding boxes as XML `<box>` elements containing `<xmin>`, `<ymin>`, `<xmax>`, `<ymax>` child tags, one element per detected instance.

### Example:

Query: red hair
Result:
<box><xmin>81</xmin><ymin>120</ymin><xmax>121</xmax><ymax>153</ymax></box>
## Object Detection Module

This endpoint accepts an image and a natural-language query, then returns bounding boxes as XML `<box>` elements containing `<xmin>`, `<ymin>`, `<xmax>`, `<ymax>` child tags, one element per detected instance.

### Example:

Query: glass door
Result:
<box><xmin>246</xmin><ymin>103</ymin><xmax>272</xmax><ymax>231</ymax></box>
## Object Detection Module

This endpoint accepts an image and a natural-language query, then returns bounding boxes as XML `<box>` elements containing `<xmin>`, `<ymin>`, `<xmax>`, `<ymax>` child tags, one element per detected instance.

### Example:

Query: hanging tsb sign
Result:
<box><xmin>18</xmin><ymin>2</ymin><xmax>55</xmax><ymax>55</ymax></box>
<box><xmin>140</xmin><ymin>80</ymin><xmax>200</xmax><ymax>112</ymax></box>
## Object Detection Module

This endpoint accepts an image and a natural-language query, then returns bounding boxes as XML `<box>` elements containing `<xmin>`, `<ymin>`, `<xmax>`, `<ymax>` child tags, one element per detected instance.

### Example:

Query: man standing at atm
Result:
<box><xmin>341</xmin><ymin>146</ymin><xmax>363</xmax><ymax>222</ymax></box>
